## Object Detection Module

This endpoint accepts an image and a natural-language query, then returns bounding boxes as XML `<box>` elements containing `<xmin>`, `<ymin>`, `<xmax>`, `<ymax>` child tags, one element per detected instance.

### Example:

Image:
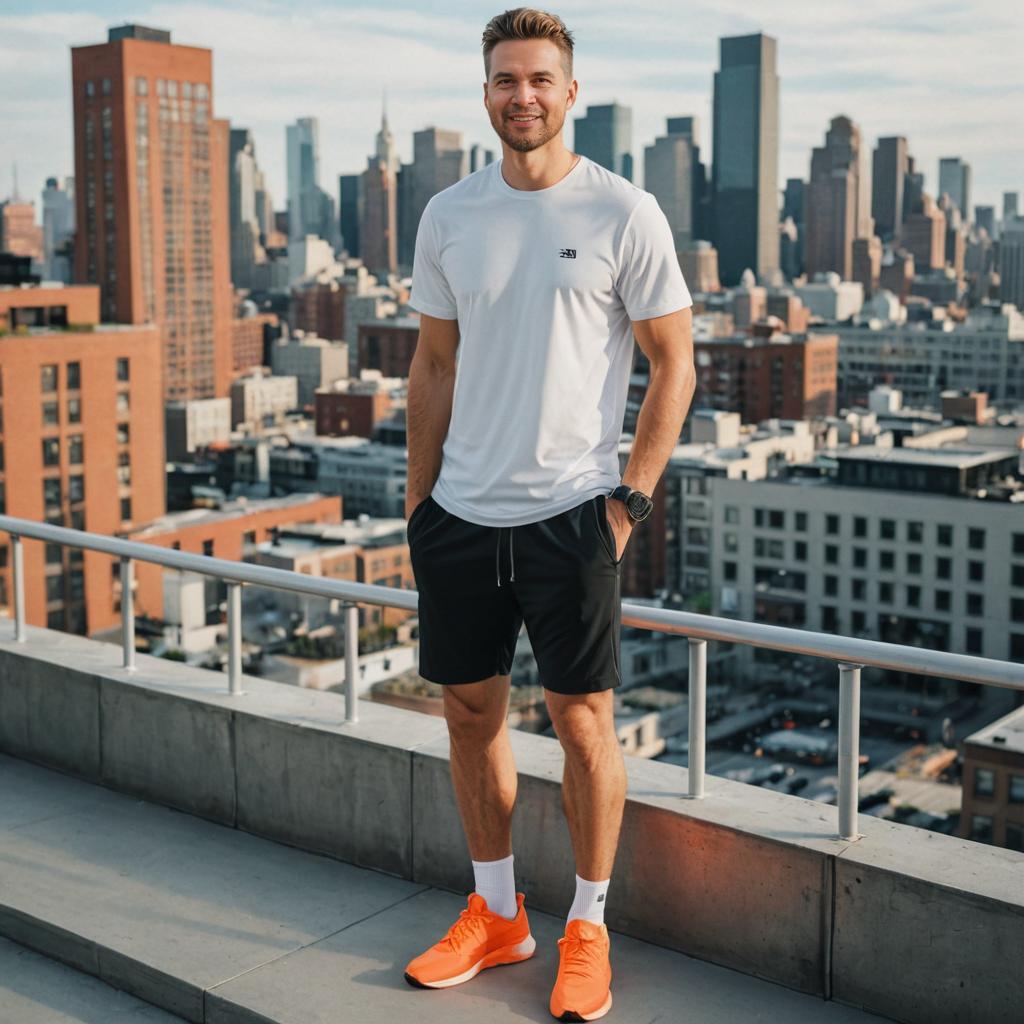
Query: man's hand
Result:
<box><xmin>605</xmin><ymin>498</ymin><xmax>635</xmax><ymax>561</ymax></box>
<box><xmin>406</xmin><ymin>494</ymin><xmax>429</xmax><ymax>521</ymax></box>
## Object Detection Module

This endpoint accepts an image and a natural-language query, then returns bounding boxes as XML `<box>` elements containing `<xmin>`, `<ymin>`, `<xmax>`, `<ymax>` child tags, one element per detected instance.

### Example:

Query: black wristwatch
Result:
<box><xmin>609</xmin><ymin>485</ymin><xmax>654</xmax><ymax>523</ymax></box>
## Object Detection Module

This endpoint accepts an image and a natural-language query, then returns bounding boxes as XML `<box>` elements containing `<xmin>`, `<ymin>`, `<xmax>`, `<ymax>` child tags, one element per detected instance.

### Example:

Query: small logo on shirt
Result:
<box><xmin>597</xmin><ymin>894</ymin><xmax>605</xmax><ymax>902</ymax></box>
<box><xmin>559</xmin><ymin>248</ymin><xmax>577</xmax><ymax>259</ymax></box>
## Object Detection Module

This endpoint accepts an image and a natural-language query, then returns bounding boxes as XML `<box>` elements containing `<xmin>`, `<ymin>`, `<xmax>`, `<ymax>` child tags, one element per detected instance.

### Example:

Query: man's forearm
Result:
<box><xmin>406</xmin><ymin>351</ymin><xmax>456</xmax><ymax>503</ymax></box>
<box><xmin>620</xmin><ymin>357</ymin><xmax>696</xmax><ymax>496</ymax></box>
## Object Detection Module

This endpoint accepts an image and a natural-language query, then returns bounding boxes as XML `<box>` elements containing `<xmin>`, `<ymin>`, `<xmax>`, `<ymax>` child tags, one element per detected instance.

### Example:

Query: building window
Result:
<box><xmin>754</xmin><ymin>509</ymin><xmax>764</xmax><ymax>527</ymax></box>
<box><xmin>117</xmin><ymin>357</ymin><xmax>130</xmax><ymax>381</ymax></box>
<box><xmin>46</xmin><ymin>575</ymin><xmax>64</xmax><ymax>602</ymax></box>
<box><xmin>1009</xmin><ymin>775</ymin><xmax>1024</xmax><ymax>804</ymax></box>
<box><xmin>936</xmin><ymin>557</ymin><xmax>952</xmax><ymax>580</ymax></box>
<box><xmin>85</xmin><ymin>80</ymin><xmax>95</xmax><ymax>98</ymax></box>
<box><xmin>974</xmin><ymin>768</ymin><xmax>995</xmax><ymax>797</ymax></box>
<box><xmin>42</xmin><ymin>438</ymin><xmax>60</xmax><ymax>466</ymax></box>
<box><xmin>969</xmin><ymin>815</ymin><xmax>993</xmax><ymax>844</ymax></box>
<box><xmin>880</xmin><ymin>518</ymin><xmax>896</xmax><ymax>540</ymax></box>
<box><xmin>851</xmin><ymin>610</ymin><xmax>866</xmax><ymax>632</ymax></box>
<box><xmin>1008</xmin><ymin>824</ymin><xmax>1024</xmax><ymax>853</ymax></box>
<box><xmin>116</xmin><ymin>391</ymin><xmax>130</xmax><ymax>414</ymax></box>
<box><xmin>826</xmin><ymin>514</ymin><xmax>839</xmax><ymax>535</ymax></box>
<box><xmin>68</xmin><ymin>475</ymin><xmax>84</xmax><ymax>503</ymax></box>
<box><xmin>41</xmin><ymin>364</ymin><xmax>58</xmax><ymax>392</ymax></box>
<box><xmin>968</xmin><ymin>527</ymin><xmax>985</xmax><ymax>550</ymax></box>
<box><xmin>724</xmin><ymin>506</ymin><xmax>739</xmax><ymax>524</ymax></box>
<box><xmin>968</xmin><ymin>560</ymin><xmax>984</xmax><ymax>583</ymax></box>
<box><xmin>853</xmin><ymin>516</ymin><xmax>867</xmax><ymax>538</ymax></box>
<box><xmin>907</xmin><ymin>552</ymin><xmax>922</xmax><ymax>575</ymax></box>
<box><xmin>879</xmin><ymin>581</ymin><xmax>893</xmax><ymax>604</ymax></box>
<box><xmin>136</xmin><ymin>76</ymin><xmax>148</xmax><ymax>96</ymax></box>
<box><xmin>723</xmin><ymin>561</ymin><xmax>737</xmax><ymax>581</ymax></box>
<box><xmin>120</xmin><ymin>497</ymin><xmax>132</xmax><ymax>522</ymax></box>
<box><xmin>907</xmin><ymin>585</ymin><xmax>921</xmax><ymax>607</ymax></box>
<box><xmin>117</xmin><ymin>423</ymin><xmax>130</xmax><ymax>445</ymax></box>
<box><xmin>794</xmin><ymin>511</ymin><xmax>807</xmax><ymax>532</ymax></box>
<box><xmin>794</xmin><ymin>540</ymin><xmax>807</xmax><ymax>561</ymax></box>
<box><xmin>936</xmin><ymin>590</ymin><xmax>951</xmax><ymax>612</ymax></box>
<box><xmin>724</xmin><ymin>532</ymin><xmax>738</xmax><ymax>553</ymax></box>
<box><xmin>906</xmin><ymin>521</ymin><xmax>924</xmax><ymax>543</ymax></box>
<box><xmin>768</xmin><ymin>509</ymin><xmax>784</xmax><ymax>529</ymax></box>
<box><xmin>937</xmin><ymin>524</ymin><xmax>953</xmax><ymax>547</ymax></box>
<box><xmin>1013</xmin><ymin>533</ymin><xmax>1024</xmax><ymax>556</ymax></box>
<box><xmin>42</xmin><ymin>401</ymin><xmax>59</xmax><ymax>426</ymax></box>
<box><xmin>824</xmin><ymin>575</ymin><xmax>838</xmax><ymax>597</ymax></box>
<box><xmin>202</xmin><ymin>539</ymin><xmax>214</xmax><ymax>557</ymax></box>
<box><xmin>966</xmin><ymin>592</ymin><xmax>984</xmax><ymax>617</ymax></box>
<box><xmin>66</xmin><ymin>362</ymin><xmax>81</xmax><ymax>389</ymax></box>
<box><xmin>68</xmin><ymin>398</ymin><xmax>81</xmax><ymax>423</ymax></box>
<box><xmin>879</xmin><ymin>550</ymin><xmax>894</xmax><ymax>572</ymax></box>
<box><xmin>853</xmin><ymin>547</ymin><xmax>867</xmax><ymax>569</ymax></box>
<box><xmin>43</xmin><ymin>478</ymin><xmax>61</xmax><ymax>510</ymax></box>
<box><xmin>825</xmin><ymin>544</ymin><xmax>839</xmax><ymax>565</ymax></box>
<box><xmin>102</xmin><ymin>77</ymin><xmax>111</xmax><ymax>95</ymax></box>
<box><xmin>45</xmin><ymin>543</ymin><xmax>62</xmax><ymax>565</ymax></box>
<box><xmin>965</xmin><ymin>628</ymin><xmax>983</xmax><ymax>655</ymax></box>
<box><xmin>68</xmin><ymin>435</ymin><xmax>84</xmax><ymax>464</ymax></box>
<box><xmin>851</xmin><ymin>578</ymin><xmax>866</xmax><ymax>601</ymax></box>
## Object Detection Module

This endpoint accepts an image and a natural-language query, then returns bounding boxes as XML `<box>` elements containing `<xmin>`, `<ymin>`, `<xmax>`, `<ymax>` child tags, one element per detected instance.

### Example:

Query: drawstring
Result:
<box><xmin>495</xmin><ymin>527</ymin><xmax>516</xmax><ymax>587</ymax></box>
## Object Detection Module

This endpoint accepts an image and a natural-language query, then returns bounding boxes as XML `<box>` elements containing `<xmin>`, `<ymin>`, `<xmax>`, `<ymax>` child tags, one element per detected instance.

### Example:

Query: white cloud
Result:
<box><xmin>0</xmin><ymin>1</ymin><xmax>1019</xmax><ymax>214</ymax></box>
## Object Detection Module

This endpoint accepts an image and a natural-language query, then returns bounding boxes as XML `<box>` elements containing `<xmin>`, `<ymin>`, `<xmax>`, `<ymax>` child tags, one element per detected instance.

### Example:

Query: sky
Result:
<box><xmin>0</xmin><ymin>0</ymin><xmax>1021</xmax><ymax>216</ymax></box>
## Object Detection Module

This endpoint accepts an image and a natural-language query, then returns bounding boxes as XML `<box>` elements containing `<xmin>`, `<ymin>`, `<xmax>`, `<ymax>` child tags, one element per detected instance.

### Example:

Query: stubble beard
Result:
<box><xmin>493</xmin><ymin>109</ymin><xmax>564</xmax><ymax>153</ymax></box>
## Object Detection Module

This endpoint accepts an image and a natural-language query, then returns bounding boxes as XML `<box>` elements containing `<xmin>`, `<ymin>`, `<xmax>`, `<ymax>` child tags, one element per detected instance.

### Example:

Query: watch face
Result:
<box><xmin>626</xmin><ymin>491</ymin><xmax>652</xmax><ymax>521</ymax></box>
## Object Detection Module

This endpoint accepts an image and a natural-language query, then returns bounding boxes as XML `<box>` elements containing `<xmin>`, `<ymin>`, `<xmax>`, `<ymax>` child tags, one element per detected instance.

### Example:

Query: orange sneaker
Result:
<box><xmin>404</xmin><ymin>891</ymin><xmax>536</xmax><ymax>989</ymax></box>
<box><xmin>549</xmin><ymin>918</ymin><xmax>613</xmax><ymax>1021</ymax></box>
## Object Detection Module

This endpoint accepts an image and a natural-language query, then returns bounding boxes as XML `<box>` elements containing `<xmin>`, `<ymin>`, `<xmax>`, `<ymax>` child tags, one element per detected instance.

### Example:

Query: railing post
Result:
<box><xmin>120</xmin><ymin>556</ymin><xmax>135</xmax><ymax>671</ymax></box>
<box><xmin>344</xmin><ymin>602</ymin><xmax>359</xmax><ymax>723</ymax></box>
<box><xmin>687</xmin><ymin>637</ymin><xmax>706</xmax><ymax>798</ymax></box>
<box><xmin>838</xmin><ymin>662</ymin><xmax>863</xmax><ymax>841</ymax></box>
<box><xmin>12</xmin><ymin>534</ymin><xmax>26</xmax><ymax>642</ymax></box>
<box><xmin>227</xmin><ymin>582</ymin><xmax>243</xmax><ymax>696</ymax></box>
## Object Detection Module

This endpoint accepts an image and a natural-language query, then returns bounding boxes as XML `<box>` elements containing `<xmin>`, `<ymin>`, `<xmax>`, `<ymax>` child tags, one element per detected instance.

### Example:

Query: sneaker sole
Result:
<box><xmin>555</xmin><ymin>990</ymin><xmax>613</xmax><ymax>1022</ymax></box>
<box><xmin>404</xmin><ymin>934</ymin><xmax>537</xmax><ymax>989</ymax></box>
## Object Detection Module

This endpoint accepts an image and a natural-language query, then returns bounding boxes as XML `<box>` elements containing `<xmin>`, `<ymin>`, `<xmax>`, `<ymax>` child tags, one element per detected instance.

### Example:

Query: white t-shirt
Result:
<box><xmin>408</xmin><ymin>154</ymin><xmax>692</xmax><ymax>527</ymax></box>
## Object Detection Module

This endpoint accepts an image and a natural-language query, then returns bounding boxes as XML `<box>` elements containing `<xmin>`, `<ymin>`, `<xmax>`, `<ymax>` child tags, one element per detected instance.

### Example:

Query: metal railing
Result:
<box><xmin>2</xmin><ymin>513</ymin><xmax>1023</xmax><ymax>842</ymax></box>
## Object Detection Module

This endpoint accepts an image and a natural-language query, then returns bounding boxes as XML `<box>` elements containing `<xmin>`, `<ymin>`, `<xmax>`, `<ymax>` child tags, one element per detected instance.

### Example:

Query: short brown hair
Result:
<box><xmin>482</xmin><ymin>8</ymin><xmax>575</xmax><ymax>80</ymax></box>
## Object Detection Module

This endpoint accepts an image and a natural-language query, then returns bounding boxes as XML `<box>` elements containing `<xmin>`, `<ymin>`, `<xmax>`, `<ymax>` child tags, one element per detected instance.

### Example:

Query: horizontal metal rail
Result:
<box><xmin>3</xmin><ymin>513</ymin><xmax>1023</xmax><ymax>842</ymax></box>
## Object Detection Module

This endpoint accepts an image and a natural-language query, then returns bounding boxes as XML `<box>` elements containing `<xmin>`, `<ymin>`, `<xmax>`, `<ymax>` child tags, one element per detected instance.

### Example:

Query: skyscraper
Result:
<box><xmin>229</xmin><ymin>128</ymin><xmax>267</xmax><ymax>290</ymax></box>
<box><xmin>338</xmin><ymin>174</ymin><xmax>362</xmax><ymax>259</ymax></box>
<box><xmin>400</xmin><ymin>127</ymin><xmax>465</xmax><ymax>269</ymax></box>
<box><xmin>871</xmin><ymin>136</ymin><xmax>908</xmax><ymax>242</ymax></box>
<box><xmin>666</xmin><ymin>116</ymin><xmax>710</xmax><ymax>240</ymax></box>
<box><xmin>360</xmin><ymin>100</ymin><xmax>399</xmax><ymax>277</ymax></box>
<box><xmin>803</xmin><ymin>115</ymin><xmax>873</xmax><ymax>281</ymax></box>
<box><xmin>938</xmin><ymin>157</ymin><xmax>971</xmax><ymax>220</ymax></box>
<box><xmin>998</xmin><ymin>219</ymin><xmax>1024</xmax><ymax>311</ymax></box>
<box><xmin>286</xmin><ymin>117</ymin><xmax>339</xmax><ymax>248</ymax></box>
<box><xmin>711</xmin><ymin>33</ymin><xmax>780</xmax><ymax>285</ymax></box>
<box><xmin>1004</xmin><ymin>192</ymin><xmax>1019</xmax><ymax>223</ymax></box>
<box><xmin>71</xmin><ymin>24</ymin><xmax>233</xmax><ymax>400</ymax></box>
<box><xmin>902</xmin><ymin>194</ymin><xmax>946</xmax><ymax>272</ymax></box>
<box><xmin>574</xmin><ymin>102</ymin><xmax>633</xmax><ymax>182</ymax></box>
<box><xmin>41</xmin><ymin>177</ymin><xmax>75</xmax><ymax>282</ymax></box>
<box><xmin>644</xmin><ymin>120</ymin><xmax>694</xmax><ymax>249</ymax></box>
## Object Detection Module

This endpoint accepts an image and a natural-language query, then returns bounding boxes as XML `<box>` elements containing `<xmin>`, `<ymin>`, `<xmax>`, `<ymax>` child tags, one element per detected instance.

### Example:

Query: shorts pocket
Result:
<box><xmin>592</xmin><ymin>495</ymin><xmax>622</xmax><ymax>565</ymax></box>
<box><xmin>407</xmin><ymin>495</ymin><xmax>433</xmax><ymax>539</ymax></box>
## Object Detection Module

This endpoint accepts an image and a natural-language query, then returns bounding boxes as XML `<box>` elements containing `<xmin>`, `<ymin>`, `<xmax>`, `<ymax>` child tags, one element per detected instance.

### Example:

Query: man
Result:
<box><xmin>402</xmin><ymin>7</ymin><xmax>695</xmax><ymax>1021</ymax></box>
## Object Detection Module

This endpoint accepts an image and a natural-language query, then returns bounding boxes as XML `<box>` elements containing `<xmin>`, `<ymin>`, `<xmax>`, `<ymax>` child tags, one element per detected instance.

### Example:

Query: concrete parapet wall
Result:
<box><xmin>0</xmin><ymin>627</ymin><xmax>1020</xmax><ymax>1023</ymax></box>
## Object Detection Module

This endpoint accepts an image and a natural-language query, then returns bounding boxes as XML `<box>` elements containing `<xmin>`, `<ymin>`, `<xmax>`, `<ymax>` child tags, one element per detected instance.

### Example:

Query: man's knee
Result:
<box><xmin>443</xmin><ymin>674</ymin><xmax>510</xmax><ymax>745</ymax></box>
<box><xmin>546</xmin><ymin>690</ymin><xmax>618</xmax><ymax>765</ymax></box>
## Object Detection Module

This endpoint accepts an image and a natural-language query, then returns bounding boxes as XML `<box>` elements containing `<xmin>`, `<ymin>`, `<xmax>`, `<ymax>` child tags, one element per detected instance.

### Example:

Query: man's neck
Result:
<box><xmin>499</xmin><ymin>147</ymin><xmax>579</xmax><ymax>192</ymax></box>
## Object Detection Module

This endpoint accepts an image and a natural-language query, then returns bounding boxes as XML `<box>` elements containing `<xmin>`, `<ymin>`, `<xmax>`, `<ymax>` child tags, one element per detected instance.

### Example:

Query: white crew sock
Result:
<box><xmin>472</xmin><ymin>853</ymin><xmax>518</xmax><ymax>920</ymax></box>
<box><xmin>567</xmin><ymin>874</ymin><xmax>611</xmax><ymax>927</ymax></box>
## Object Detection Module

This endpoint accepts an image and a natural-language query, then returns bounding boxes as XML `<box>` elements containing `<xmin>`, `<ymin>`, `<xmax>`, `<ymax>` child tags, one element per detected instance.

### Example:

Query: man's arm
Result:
<box><xmin>405</xmin><ymin>313</ymin><xmax>459</xmax><ymax>518</ymax></box>
<box><xmin>607</xmin><ymin>306</ymin><xmax>696</xmax><ymax>543</ymax></box>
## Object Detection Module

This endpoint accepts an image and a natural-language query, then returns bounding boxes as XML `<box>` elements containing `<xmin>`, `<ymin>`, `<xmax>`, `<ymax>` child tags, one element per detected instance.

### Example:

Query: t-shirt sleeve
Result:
<box><xmin>408</xmin><ymin>200</ymin><xmax>458</xmax><ymax>320</ymax></box>
<box><xmin>615</xmin><ymin>193</ymin><xmax>693</xmax><ymax>321</ymax></box>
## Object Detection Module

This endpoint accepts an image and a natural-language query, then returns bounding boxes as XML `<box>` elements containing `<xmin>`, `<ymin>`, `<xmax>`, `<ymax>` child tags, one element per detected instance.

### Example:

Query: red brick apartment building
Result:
<box><xmin>71</xmin><ymin>24</ymin><xmax>233</xmax><ymax>400</ymax></box>
<box><xmin>0</xmin><ymin>284</ymin><xmax>164</xmax><ymax>634</ymax></box>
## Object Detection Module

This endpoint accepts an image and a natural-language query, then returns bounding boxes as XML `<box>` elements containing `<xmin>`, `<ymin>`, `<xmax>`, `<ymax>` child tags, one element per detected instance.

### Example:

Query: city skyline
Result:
<box><xmin>1</xmin><ymin>0</ymin><xmax>1021</xmax><ymax>218</ymax></box>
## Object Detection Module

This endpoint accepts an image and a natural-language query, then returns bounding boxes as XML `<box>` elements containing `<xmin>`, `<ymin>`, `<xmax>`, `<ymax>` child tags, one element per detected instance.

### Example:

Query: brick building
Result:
<box><xmin>358</xmin><ymin>317</ymin><xmax>419</xmax><ymax>377</ymax></box>
<box><xmin>0</xmin><ymin>283</ymin><xmax>164</xmax><ymax>635</ymax></box>
<box><xmin>0</xmin><ymin>201</ymin><xmax>45</xmax><ymax>262</ymax></box>
<box><xmin>315</xmin><ymin>374</ymin><xmax>400</xmax><ymax>438</ymax></box>
<box><xmin>959</xmin><ymin>704</ymin><xmax>1024</xmax><ymax>852</ymax></box>
<box><xmin>231</xmin><ymin>311</ymin><xmax>278</xmax><ymax>372</ymax></box>
<box><xmin>291</xmin><ymin>279</ymin><xmax>346</xmax><ymax>342</ymax></box>
<box><xmin>71</xmin><ymin>25</ymin><xmax>233</xmax><ymax>400</ymax></box>
<box><xmin>694</xmin><ymin>330</ymin><xmax>838</xmax><ymax>422</ymax></box>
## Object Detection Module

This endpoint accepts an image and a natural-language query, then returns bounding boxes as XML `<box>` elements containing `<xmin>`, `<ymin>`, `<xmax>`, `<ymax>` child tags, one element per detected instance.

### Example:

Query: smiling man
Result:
<box><xmin>402</xmin><ymin>7</ymin><xmax>695</xmax><ymax>1021</ymax></box>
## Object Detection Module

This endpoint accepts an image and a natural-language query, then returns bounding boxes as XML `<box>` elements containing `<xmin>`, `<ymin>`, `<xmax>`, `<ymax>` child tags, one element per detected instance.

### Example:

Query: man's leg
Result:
<box><xmin>545</xmin><ymin>688</ymin><xmax>626</xmax><ymax>884</ymax></box>
<box><xmin>443</xmin><ymin>673</ymin><xmax>517</xmax><ymax>862</ymax></box>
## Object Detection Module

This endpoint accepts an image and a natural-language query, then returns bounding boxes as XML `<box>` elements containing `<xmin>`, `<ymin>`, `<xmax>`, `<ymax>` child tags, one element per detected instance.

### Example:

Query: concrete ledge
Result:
<box><xmin>1</xmin><ymin>627</ymin><xmax>1022</xmax><ymax>1022</ymax></box>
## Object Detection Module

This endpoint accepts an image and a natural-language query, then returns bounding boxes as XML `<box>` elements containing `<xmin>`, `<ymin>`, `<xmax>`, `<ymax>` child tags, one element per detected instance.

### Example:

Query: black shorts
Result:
<box><xmin>407</xmin><ymin>493</ymin><xmax>622</xmax><ymax>695</ymax></box>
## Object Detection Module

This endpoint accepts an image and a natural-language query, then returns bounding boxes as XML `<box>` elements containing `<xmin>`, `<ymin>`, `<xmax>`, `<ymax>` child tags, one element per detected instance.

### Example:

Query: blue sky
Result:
<box><xmin>1</xmin><ymin>0</ymin><xmax>1020</xmax><ymax>214</ymax></box>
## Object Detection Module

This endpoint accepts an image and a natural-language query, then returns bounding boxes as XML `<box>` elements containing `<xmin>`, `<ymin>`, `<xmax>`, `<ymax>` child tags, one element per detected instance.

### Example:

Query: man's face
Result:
<box><xmin>483</xmin><ymin>39</ymin><xmax>577</xmax><ymax>153</ymax></box>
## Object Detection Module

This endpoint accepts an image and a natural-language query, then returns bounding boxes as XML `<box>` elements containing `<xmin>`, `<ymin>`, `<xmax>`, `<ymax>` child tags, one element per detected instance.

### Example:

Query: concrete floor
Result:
<box><xmin>0</xmin><ymin>754</ymin><xmax>892</xmax><ymax>1023</ymax></box>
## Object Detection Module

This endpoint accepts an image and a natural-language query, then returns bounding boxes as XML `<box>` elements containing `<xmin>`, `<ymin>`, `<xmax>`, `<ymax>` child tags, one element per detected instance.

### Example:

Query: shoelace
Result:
<box><xmin>439</xmin><ymin>907</ymin><xmax>490</xmax><ymax>951</ymax></box>
<box><xmin>558</xmin><ymin>933</ymin><xmax>607</xmax><ymax>979</ymax></box>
